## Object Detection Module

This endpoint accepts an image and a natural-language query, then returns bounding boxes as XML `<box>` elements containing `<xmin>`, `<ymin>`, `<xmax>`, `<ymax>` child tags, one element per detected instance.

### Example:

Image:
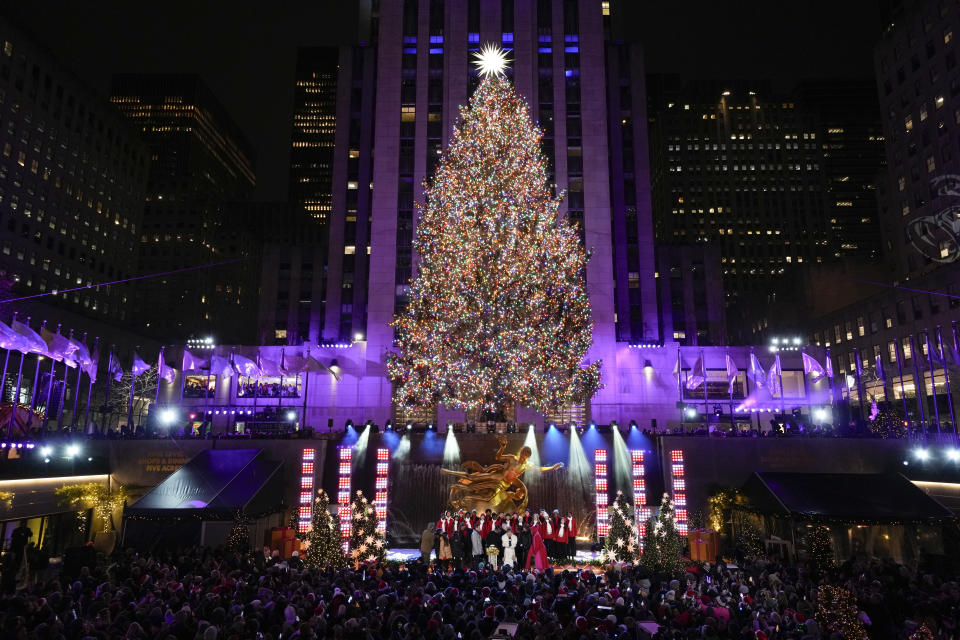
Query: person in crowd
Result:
<box><xmin>501</xmin><ymin>523</ymin><xmax>518</xmax><ymax>568</ymax></box>
<box><xmin>565</xmin><ymin>509</ymin><xmax>578</xmax><ymax>561</ymax></box>
<box><xmin>419</xmin><ymin>522</ymin><xmax>435</xmax><ymax>564</ymax></box>
<box><xmin>524</xmin><ymin>525</ymin><xmax>549</xmax><ymax>571</ymax></box>
<box><xmin>470</xmin><ymin>525</ymin><xmax>484</xmax><ymax>566</ymax></box>
<box><xmin>436</xmin><ymin>530</ymin><xmax>452</xmax><ymax>566</ymax></box>
<box><xmin>450</xmin><ymin>527</ymin><xmax>465</xmax><ymax>568</ymax></box>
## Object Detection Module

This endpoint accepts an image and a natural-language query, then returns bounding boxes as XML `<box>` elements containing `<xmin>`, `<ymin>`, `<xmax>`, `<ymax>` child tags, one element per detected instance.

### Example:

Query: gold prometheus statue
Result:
<box><xmin>442</xmin><ymin>435</ymin><xmax>564</xmax><ymax>513</ymax></box>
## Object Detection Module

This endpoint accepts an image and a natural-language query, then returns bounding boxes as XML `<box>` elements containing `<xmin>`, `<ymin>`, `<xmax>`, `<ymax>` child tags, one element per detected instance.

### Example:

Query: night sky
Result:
<box><xmin>6</xmin><ymin>0</ymin><xmax>883</xmax><ymax>201</ymax></box>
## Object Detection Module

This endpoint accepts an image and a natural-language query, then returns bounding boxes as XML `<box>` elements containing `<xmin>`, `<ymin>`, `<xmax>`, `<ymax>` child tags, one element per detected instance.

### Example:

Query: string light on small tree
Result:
<box><xmin>641</xmin><ymin>492</ymin><xmax>685</xmax><ymax>574</ymax></box>
<box><xmin>602</xmin><ymin>490</ymin><xmax>639</xmax><ymax>563</ymax></box>
<box><xmin>304</xmin><ymin>489</ymin><xmax>346</xmax><ymax>570</ymax></box>
<box><xmin>815</xmin><ymin>585</ymin><xmax>868</xmax><ymax>640</ymax></box>
<box><xmin>350</xmin><ymin>490</ymin><xmax>385</xmax><ymax>565</ymax></box>
<box><xmin>225</xmin><ymin>509</ymin><xmax>251</xmax><ymax>553</ymax></box>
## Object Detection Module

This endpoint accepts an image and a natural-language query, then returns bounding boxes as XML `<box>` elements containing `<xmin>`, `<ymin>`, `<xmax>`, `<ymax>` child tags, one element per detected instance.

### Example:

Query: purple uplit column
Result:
<box><xmin>578</xmin><ymin>0</ymin><xmax>618</xmax><ymax>423</ymax></box>
<box><xmin>366</xmin><ymin>0</ymin><xmax>404</xmax><ymax>423</ymax></box>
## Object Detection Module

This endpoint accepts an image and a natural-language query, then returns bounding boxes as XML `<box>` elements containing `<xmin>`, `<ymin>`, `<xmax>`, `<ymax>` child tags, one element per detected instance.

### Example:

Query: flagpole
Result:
<box><xmin>302</xmin><ymin>346</ymin><xmax>310</xmax><ymax>431</ymax></box>
<box><xmin>800</xmin><ymin>353</ymin><xmax>811</xmax><ymax>424</ymax></box>
<box><xmin>71</xmin><ymin>332</ymin><xmax>86</xmax><ymax>429</ymax></box>
<box><xmin>938</xmin><ymin>326</ymin><xmax>956</xmax><ymax>439</ymax></box>
<box><xmin>155</xmin><ymin>346</ymin><xmax>165</xmax><ymax>408</ymax></box>
<box><xmin>40</xmin><ymin>323</ymin><xmax>60</xmax><ymax>437</ymax></box>
<box><xmin>852</xmin><ymin>347</ymin><xmax>865</xmax><ymax>422</ymax></box>
<box><xmin>677</xmin><ymin>347</ymin><xmax>687</xmax><ymax>433</ymax></box>
<box><xmin>729</xmin><ymin>358</ymin><xmax>736</xmax><ymax>431</ymax></box>
<box><xmin>56</xmin><ymin>329</ymin><xmax>73</xmax><ymax>430</ymax></box>
<box><xmin>205</xmin><ymin>350</ymin><xmax>213</xmax><ymax>433</ymax></box>
<box><xmin>777</xmin><ymin>355</ymin><xmax>785</xmax><ymax>419</ymax></box>
<box><xmin>128</xmin><ymin>346</ymin><xmax>137</xmax><ymax>431</ymax></box>
<box><xmin>6</xmin><ymin>312</ymin><xmax>23</xmax><ymax>439</ymax></box>
<box><xmin>278</xmin><ymin>348</ymin><xmax>285</xmax><ymax>412</ymax></box>
<box><xmin>25</xmin><ymin>319</ymin><xmax>46</xmax><ymax>432</ymax></box>
<box><xmin>0</xmin><ymin>321</ymin><xmax>11</xmax><ymax>431</ymax></box>
<box><xmin>895</xmin><ymin>337</ymin><xmax>910</xmax><ymax>438</ymax></box>
<box><xmin>701</xmin><ymin>349</ymin><xmax>708</xmax><ymax>430</ymax></box>
<box><xmin>177</xmin><ymin>346</ymin><xmax>186</xmax><ymax>407</ymax></box>
<box><xmin>749</xmin><ymin>347</ymin><xmax>758</xmax><ymax>434</ymax></box>
<box><xmin>103</xmin><ymin>344</ymin><xmax>115</xmax><ymax>434</ymax></box>
<box><xmin>924</xmin><ymin>331</ymin><xmax>942</xmax><ymax>439</ymax></box>
<box><xmin>826</xmin><ymin>348</ymin><xmax>835</xmax><ymax>407</ymax></box>
<box><xmin>84</xmin><ymin>338</ymin><xmax>98</xmax><ymax>433</ymax></box>
<box><xmin>909</xmin><ymin>334</ymin><xmax>926</xmax><ymax>439</ymax></box>
<box><xmin>252</xmin><ymin>350</ymin><xmax>260</xmax><ymax>429</ymax></box>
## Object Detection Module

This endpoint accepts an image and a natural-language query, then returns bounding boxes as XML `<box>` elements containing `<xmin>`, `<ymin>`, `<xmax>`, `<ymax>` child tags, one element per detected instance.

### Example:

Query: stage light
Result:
<box><xmin>188</xmin><ymin>413</ymin><xmax>197</xmax><ymax>420</ymax></box>
<box><xmin>65</xmin><ymin>444</ymin><xmax>80</xmax><ymax>458</ymax></box>
<box><xmin>375</xmin><ymin>448</ymin><xmax>389</xmax><ymax>534</ymax></box>
<box><xmin>346</xmin><ymin>419</ymin><xmax>353</xmax><ymax>428</ymax></box>
<box><xmin>40</xmin><ymin>446</ymin><xmax>52</xmax><ymax>457</ymax></box>
<box><xmin>670</xmin><ymin>450</ymin><xmax>688</xmax><ymax>535</ymax></box>
<box><xmin>595</xmin><ymin>449</ymin><xmax>609</xmax><ymax>538</ymax></box>
<box><xmin>443</xmin><ymin>425</ymin><xmax>461</xmax><ymax>467</ymax></box>
<box><xmin>286</xmin><ymin>410</ymin><xmax>297</xmax><ymax>421</ymax></box>
<box><xmin>643</xmin><ymin>359</ymin><xmax>653</xmax><ymax>373</ymax></box>
<box><xmin>486</xmin><ymin>424</ymin><xmax>496</xmax><ymax>433</ymax></box>
<box><xmin>793</xmin><ymin>337</ymin><xmax>801</xmax><ymax>345</ymax></box>
<box><xmin>947</xmin><ymin>449</ymin><xmax>960</xmax><ymax>462</ymax></box>
<box><xmin>160</xmin><ymin>408</ymin><xmax>177</xmax><ymax>425</ymax></box>
<box><xmin>548</xmin><ymin>423</ymin><xmax>556</xmax><ymax>430</ymax></box>
<box><xmin>355</xmin><ymin>333</ymin><xmax>365</xmax><ymax>341</ymax></box>
<box><xmin>296</xmin><ymin>448</ymin><xmax>315</xmax><ymax>534</ymax></box>
<box><xmin>684</xmin><ymin>407</ymin><xmax>697</xmax><ymax>419</ymax></box>
<box><xmin>589</xmin><ymin>421</ymin><xmax>596</xmax><ymax>429</ymax></box>
<box><xmin>914</xmin><ymin>448</ymin><xmax>930</xmax><ymax>461</ymax></box>
<box><xmin>337</xmin><ymin>447</ymin><xmax>352</xmax><ymax>553</ymax></box>
<box><xmin>406</xmin><ymin>422</ymin><xmax>412</xmax><ymax>431</ymax></box>
<box><xmin>427</xmin><ymin>423</ymin><xmax>434</xmax><ymax>430</ymax></box>
<box><xmin>630</xmin><ymin>420</ymin><xmax>637</xmax><ymax>429</ymax></box>
<box><xmin>506</xmin><ymin>422</ymin><xmax>516</xmax><ymax>433</ymax></box>
<box><xmin>813</xmin><ymin>408</ymin><xmax>829</xmax><ymax>422</ymax></box>
<box><xmin>385</xmin><ymin>421</ymin><xmax>393</xmax><ymax>431</ymax></box>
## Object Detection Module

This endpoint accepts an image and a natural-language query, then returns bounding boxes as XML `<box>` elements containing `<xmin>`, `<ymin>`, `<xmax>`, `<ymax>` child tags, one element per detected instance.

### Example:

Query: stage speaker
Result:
<box><xmin>327</xmin><ymin>418</ymin><xmax>334</xmax><ymax>430</ymax></box>
<box><xmin>650</xmin><ymin>418</ymin><xmax>657</xmax><ymax>431</ymax></box>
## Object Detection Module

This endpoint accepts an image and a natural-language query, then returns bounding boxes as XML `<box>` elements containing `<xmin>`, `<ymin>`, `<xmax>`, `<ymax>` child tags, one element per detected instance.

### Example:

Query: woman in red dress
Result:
<box><xmin>525</xmin><ymin>528</ymin><xmax>549</xmax><ymax>571</ymax></box>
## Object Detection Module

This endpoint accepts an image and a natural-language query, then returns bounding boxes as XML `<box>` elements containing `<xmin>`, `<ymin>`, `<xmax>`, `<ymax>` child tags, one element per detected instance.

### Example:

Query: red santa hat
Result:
<box><xmin>485</xmin><ymin>605</ymin><xmax>496</xmax><ymax>618</ymax></box>
<box><xmin>576</xmin><ymin>616</ymin><xmax>589</xmax><ymax>631</ymax></box>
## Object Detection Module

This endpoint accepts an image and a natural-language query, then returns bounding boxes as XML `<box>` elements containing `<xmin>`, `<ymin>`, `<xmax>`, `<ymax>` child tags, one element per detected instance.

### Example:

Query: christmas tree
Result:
<box><xmin>641</xmin><ymin>493</ymin><xmax>685</xmax><ymax>575</ymax></box>
<box><xmin>349</xmin><ymin>490</ymin><xmax>385</xmax><ymax>565</ymax></box>
<box><xmin>225</xmin><ymin>509</ymin><xmax>250</xmax><ymax>553</ymax></box>
<box><xmin>807</xmin><ymin>525</ymin><xmax>835</xmax><ymax>576</ymax></box>
<box><xmin>602</xmin><ymin>490</ymin><xmax>639</xmax><ymax>563</ymax></box>
<box><xmin>304</xmin><ymin>489</ymin><xmax>346</xmax><ymax>570</ymax></box>
<box><xmin>816</xmin><ymin>585</ymin><xmax>868</xmax><ymax>640</ymax></box>
<box><xmin>387</xmin><ymin>46</ymin><xmax>601</xmax><ymax>417</ymax></box>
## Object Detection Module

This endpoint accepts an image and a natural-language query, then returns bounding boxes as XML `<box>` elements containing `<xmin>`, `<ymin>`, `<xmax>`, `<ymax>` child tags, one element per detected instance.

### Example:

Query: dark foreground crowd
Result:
<box><xmin>0</xmin><ymin>543</ymin><xmax>957</xmax><ymax>640</ymax></box>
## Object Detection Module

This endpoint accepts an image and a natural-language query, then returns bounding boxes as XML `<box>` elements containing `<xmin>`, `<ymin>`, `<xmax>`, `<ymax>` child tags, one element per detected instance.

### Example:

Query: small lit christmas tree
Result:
<box><xmin>910</xmin><ymin>622</ymin><xmax>935</xmax><ymax>640</ymax></box>
<box><xmin>807</xmin><ymin>525</ymin><xmax>835</xmax><ymax>576</ymax></box>
<box><xmin>225</xmin><ymin>509</ymin><xmax>250</xmax><ymax>553</ymax></box>
<box><xmin>816</xmin><ymin>585</ymin><xmax>868</xmax><ymax>640</ymax></box>
<box><xmin>641</xmin><ymin>493</ymin><xmax>685</xmax><ymax>575</ymax></box>
<box><xmin>350</xmin><ymin>490</ymin><xmax>385</xmax><ymax>565</ymax></box>
<box><xmin>869</xmin><ymin>408</ymin><xmax>908</xmax><ymax>439</ymax></box>
<box><xmin>304</xmin><ymin>489</ymin><xmax>346</xmax><ymax>570</ymax></box>
<box><xmin>602</xmin><ymin>490</ymin><xmax>639</xmax><ymax>563</ymax></box>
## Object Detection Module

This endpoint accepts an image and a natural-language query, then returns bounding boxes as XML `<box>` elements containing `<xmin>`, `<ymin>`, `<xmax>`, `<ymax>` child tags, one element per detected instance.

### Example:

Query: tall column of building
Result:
<box><xmin>366</xmin><ymin>0</ymin><xmax>404</xmax><ymax>410</ymax></box>
<box><xmin>577</xmin><ymin>0</ymin><xmax>618</xmax><ymax>420</ymax></box>
<box><xmin>323</xmin><ymin>47</ymin><xmax>356</xmax><ymax>342</ymax></box>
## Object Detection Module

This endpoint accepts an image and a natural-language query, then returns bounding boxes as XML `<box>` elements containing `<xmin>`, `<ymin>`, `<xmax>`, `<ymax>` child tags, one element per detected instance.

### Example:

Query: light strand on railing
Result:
<box><xmin>595</xmin><ymin>448</ymin><xmax>609</xmax><ymax>538</ymax></box>
<box><xmin>670</xmin><ymin>450</ymin><xmax>688</xmax><ymax>535</ymax></box>
<box><xmin>337</xmin><ymin>446</ymin><xmax>352</xmax><ymax>553</ymax></box>
<box><xmin>297</xmin><ymin>448</ymin><xmax>315</xmax><ymax>534</ymax></box>
<box><xmin>375</xmin><ymin>447</ymin><xmax>388</xmax><ymax>534</ymax></box>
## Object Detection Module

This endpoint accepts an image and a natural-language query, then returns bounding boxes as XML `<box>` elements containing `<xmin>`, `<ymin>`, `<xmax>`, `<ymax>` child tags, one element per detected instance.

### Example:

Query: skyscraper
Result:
<box><xmin>0</xmin><ymin>16</ymin><xmax>148</xmax><ymax>325</ymax></box>
<box><xmin>647</xmin><ymin>79</ymin><xmax>831</xmax><ymax>340</ymax></box>
<box><xmin>109</xmin><ymin>74</ymin><xmax>257</xmax><ymax>343</ymax></box>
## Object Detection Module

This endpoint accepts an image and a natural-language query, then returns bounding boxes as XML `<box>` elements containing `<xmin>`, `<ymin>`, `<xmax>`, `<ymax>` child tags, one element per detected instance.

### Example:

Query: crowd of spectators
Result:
<box><xmin>0</xmin><ymin>540</ymin><xmax>956</xmax><ymax>640</ymax></box>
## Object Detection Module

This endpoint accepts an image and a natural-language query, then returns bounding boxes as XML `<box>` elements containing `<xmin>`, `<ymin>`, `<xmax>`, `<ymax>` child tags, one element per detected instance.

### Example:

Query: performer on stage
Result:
<box><xmin>553</xmin><ymin>509</ymin><xmax>569</xmax><ymax>561</ymax></box>
<box><xmin>525</xmin><ymin>527</ymin><xmax>548</xmax><ymax>571</ymax></box>
<box><xmin>501</xmin><ymin>523</ymin><xmax>518</xmax><ymax>567</ymax></box>
<box><xmin>565</xmin><ymin>510</ymin><xmax>578</xmax><ymax>561</ymax></box>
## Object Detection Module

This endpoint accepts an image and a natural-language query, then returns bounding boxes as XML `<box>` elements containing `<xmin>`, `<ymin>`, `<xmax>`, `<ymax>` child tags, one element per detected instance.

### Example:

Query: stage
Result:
<box><xmin>384</xmin><ymin>547</ymin><xmax>602</xmax><ymax>564</ymax></box>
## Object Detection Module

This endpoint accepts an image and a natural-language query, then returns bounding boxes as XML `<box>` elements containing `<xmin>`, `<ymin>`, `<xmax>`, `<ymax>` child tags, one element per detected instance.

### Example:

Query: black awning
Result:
<box><xmin>741</xmin><ymin>472</ymin><xmax>955</xmax><ymax>524</ymax></box>
<box><xmin>125</xmin><ymin>448</ymin><xmax>283</xmax><ymax>520</ymax></box>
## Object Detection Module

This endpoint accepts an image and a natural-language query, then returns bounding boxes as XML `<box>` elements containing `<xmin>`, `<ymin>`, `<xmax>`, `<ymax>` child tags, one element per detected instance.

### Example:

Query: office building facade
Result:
<box><xmin>110</xmin><ymin>74</ymin><xmax>257</xmax><ymax>344</ymax></box>
<box><xmin>0</xmin><ymin>17</ymin><xmax>149</xmax><ymax>326</ymax></box>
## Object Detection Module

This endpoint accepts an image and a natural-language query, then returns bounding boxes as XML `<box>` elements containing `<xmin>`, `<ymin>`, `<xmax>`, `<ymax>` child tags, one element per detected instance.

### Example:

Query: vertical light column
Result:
<box><xmin>297</xmin><ymin>448</ymin><xmax>316</xmax><ymax>534</ymax></box>
<box><xmin>670</xmin><ymin>450</ymin><xmax>688</xmax><ymax>535</ymax></box>
<box><xmin>337</xmin><ymin>446</ymin><xmax>352</xmax><ymax>553</ymax></box>
<box><xmin>595</xmin><ymin>448</ymin><xmax>609</xmax><ymax>538</ymax></box>
<box><xmin>631</xmin><ymin>449</ymin><xmax>651</xmax><ymax>547</ymax></box>
<box><xmin>375</xmin><ymin>447</ymin><xmax>389</xmax><ymax>535</ymax></box>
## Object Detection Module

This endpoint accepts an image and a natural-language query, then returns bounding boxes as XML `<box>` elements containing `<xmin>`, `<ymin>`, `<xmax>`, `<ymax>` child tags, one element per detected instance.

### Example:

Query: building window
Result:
<box><xmin>275</xmin><ymin>329</ymin><xmax>287</xmax><ymax>340</ymax></box>
<box><xmin>902</xmin><ymin>337</ymin><xmax>912</xmax><ymax>359</ymax></box>
<box><xmin>927</xmin><ymin>155</ymin><xmax>937</xmax><ymax>172</ymax></box>
<box><xmin>856</xmin><ymin>316</ymin><xmax>865</xmax><ymax>337</ymax></box>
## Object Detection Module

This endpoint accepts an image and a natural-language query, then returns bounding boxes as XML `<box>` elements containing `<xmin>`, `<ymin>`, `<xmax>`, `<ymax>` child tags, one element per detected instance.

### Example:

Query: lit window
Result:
<box><xmin>905</xmin><ymin>115</ymin><xmax>913</xmax><ymax>131</ymax></box>
<box><xmin>344</xmin><ymin>245</ymin><xmax>356</xmax><ymax>255</ymax></box>
<box><xmin>275</xmin><ymin>329</ymin><xmax>287</xmax><ymax>340</ymax></box>
<box><xmin>347</xmin><ymin>181</ymin><xmax>358</xmax><ymax>189</ymax></box>
<box><xmin>936</xmin><ymin>95</ymin><xmax>945</xmax><ymax>108</ymax></box>
<box><xmin>601</xmin><ymin>1</ymin><xmax>610</xmax><ymax>15</ymax></box>
<box><xmin>927</xmin><ymin>155</ymin><xmax>937</xmax><ymax>173</ymax></box>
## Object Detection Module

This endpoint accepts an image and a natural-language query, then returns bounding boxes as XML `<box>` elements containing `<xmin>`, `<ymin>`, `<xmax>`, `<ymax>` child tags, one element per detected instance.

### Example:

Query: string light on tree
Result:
<box><xmin>349</xmin><ymin>490</ymin><xmax>385</xmax><ymax>565</ymax></box>
<box><xmin>387</xmin><ymin>49</ymin><xmax>601</xmax><ymax>416</ymax></box>
<box><xmin>303</xmin><ymin>489</ymin><xmax>347</xmax><ymax>570</ymax></box>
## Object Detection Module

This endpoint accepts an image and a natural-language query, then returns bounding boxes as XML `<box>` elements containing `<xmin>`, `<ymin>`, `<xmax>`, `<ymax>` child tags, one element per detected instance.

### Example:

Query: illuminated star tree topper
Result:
<box><xmin>387</xmin><ymin>61</ymin><xmax>601</xmax><ymax>417</ymax></box>
<box><xmin>472</xmin><ymin>43</ymin><xmax>511</xmax><ymax>77</ymax></box>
